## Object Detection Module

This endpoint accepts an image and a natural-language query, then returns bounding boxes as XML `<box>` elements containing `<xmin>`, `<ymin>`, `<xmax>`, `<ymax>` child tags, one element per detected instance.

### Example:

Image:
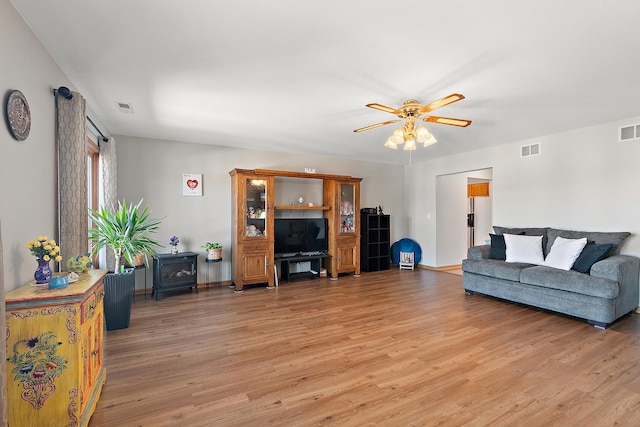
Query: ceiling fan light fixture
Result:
<box><xmin>353</xmin><ymin>93</ymin><xmax>470</xmax><ymax>158</ymax></box>
<box><xmin>423</xmin><ymin>134</ymin><xmax>438</xmax><ymax>147</ymax></box>
<box><xmin>390</xmin><ymin>128</ymin><xmax>405</xmax><ymax>144</ymax></box>
<box><xmin>384</xmin><ymin>138</ymin><xmax>398</xmax><ymax>149</ymax></box>
<box><xmin>403</xmin><ymin>138</ymin><xmax>417</xmax><ymax>151</ymax></box>
<box><xmin>415</xmin><ymin>125</ymin><xmax>432</xmax><ymax>143</ymax></box>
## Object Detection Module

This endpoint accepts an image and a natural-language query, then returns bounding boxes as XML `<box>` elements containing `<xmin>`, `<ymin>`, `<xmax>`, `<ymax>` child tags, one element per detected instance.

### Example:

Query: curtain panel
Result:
<box><xmin>99</xmin><ymin>135</ymin><xmax>118</xmax><ymax>271</ymax></box>
<box><xmin>56</xmin><ymin>92</ymin><xmax>88</xmax><ymax>265</ymax></box>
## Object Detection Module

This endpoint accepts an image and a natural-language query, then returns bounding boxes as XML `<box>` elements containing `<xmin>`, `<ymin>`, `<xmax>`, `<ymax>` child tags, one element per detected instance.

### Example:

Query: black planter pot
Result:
<box><xmin>103</xmin><ymin>268</ymin><xmax>135</xmax><ymax>331</ymax></box>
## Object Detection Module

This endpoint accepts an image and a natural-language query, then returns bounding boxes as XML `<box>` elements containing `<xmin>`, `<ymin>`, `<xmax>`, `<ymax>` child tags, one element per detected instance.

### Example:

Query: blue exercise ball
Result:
<box><xmin>390</xmin><ymin>238</ymin><xmax>422</xmax><ymax>265</ymax></box>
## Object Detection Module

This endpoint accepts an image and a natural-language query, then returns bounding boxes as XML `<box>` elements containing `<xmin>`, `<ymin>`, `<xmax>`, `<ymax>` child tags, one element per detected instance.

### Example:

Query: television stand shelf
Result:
<box><xmin>274</xmin><ymin>205</ymin><xmax>330</xmax><ymax>211</ymax></box>
<box><xmin>276</xmin><ymin>254</ymin><xmax>330</xmax><ymax>282</ymax></box>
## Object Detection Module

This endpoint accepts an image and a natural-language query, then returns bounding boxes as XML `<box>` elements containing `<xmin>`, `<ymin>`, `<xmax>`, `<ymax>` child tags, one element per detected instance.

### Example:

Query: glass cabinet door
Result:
<box><xmin>244</xmin><ymin>177</ymin><xmax>269</xmax><ymax>238</ymax></box>
<box><xmin>339</xmin><ymin>183</ymin><xmax>355</xmax><ymax>233</ymax></box>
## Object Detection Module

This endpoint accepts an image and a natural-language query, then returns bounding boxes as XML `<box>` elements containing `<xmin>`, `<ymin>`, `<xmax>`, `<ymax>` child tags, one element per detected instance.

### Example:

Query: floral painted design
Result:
<box><xmin>7</xmin><ymin>331</ymin><xmax>67</xmax><ymax>409</ymax></box>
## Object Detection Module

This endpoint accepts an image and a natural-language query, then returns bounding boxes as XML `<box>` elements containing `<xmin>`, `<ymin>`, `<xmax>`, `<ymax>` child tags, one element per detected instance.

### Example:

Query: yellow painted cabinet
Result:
<box><xmin>5</xmin><ymin>269</ymin><xmax>107</xmax><ymax>427</ymax></box>
<box><xmin>80</xmin><ymin>285</ymin><xmax>104</xmax><ymax>409</ymax></box>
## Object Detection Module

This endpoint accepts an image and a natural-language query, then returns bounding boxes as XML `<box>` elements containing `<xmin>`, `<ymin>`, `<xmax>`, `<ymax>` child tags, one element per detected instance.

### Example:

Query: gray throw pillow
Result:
<box><xmin>546</xmin><ymin>229</ymin><xmax>630</xmax><ymax>256</ymax></box>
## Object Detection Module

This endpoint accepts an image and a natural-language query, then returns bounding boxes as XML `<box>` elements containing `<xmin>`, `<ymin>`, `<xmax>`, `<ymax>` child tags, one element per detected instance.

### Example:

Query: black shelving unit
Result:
<box><xmin>360</xmin><ymin>213</ymin><xmax>390</xmax><ymax>272</ymax></box>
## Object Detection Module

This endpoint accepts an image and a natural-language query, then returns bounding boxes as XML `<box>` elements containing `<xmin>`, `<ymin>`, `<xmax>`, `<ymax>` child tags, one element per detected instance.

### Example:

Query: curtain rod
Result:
<box><xmin>53</xmin><ymin>86</ymin><xmax>109</xmax><ymax>143</ymax></box>
<box><xmin>86</xmin><ymin>116</ymin><xmax>109</xmax><ymax>143</ymax></box>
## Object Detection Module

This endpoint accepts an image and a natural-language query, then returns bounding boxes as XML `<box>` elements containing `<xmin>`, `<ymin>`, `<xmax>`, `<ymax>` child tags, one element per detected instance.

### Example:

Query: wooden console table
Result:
<box><xmin>276</xmin><ymin>254</ymin><xmax>330</xmax><ymax>282</ymax></box>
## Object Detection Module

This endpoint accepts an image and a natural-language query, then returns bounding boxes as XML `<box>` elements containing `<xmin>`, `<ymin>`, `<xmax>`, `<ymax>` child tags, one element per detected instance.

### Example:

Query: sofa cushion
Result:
<box><xmin>520</xmin><ymin>265</ymin><xmax>619</xmax><ymax>299</ymax></box>
<box><xmin>467</xmin><ymin>244</ymin><xmax>491</xmax><ymax>260</ymax></box>
<box><xmin>572</xmin><ymin>242</ymin><xmax>613</xmax><ymax>274</ymax></box>
<box><xmin>504</xmin><ymin>234</ymin><xmax>544</xmax><ymax>265</ymax></box>
<box><xmin>544</xmin><ymin>236</ymin><xmax>587</xmax><ymax>271</ymax></box>
<box><xmin>462</xmin><ymin>258</ymin><xmax>533</xmax><ymax>282</ymax></box>
<box><xmin>546</xmin><ymin>229</ymin><xmax>630</xmax><ymax>256</ymax></box>
<box><xmin>493</xmin><ymin>226</ymin><xmax>550</xmax><ymax>254</ymax></box>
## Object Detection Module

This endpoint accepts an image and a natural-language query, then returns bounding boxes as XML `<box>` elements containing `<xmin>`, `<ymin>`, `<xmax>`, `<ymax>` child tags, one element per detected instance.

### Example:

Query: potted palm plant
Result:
<box><xmin>88</xmin><ymin>199</ymin><xmax>162</xmax><ymax>330</ymax></box>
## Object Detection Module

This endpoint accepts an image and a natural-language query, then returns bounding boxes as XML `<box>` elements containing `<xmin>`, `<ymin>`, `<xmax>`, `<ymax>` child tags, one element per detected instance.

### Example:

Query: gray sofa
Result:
<box><xmin>462</xmin><ymin>227</ymin><xmax>639</xmax><ymax>328</ymax></box>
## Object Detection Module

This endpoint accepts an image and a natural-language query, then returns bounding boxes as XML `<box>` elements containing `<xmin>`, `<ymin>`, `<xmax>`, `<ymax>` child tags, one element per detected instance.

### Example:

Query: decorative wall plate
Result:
<box><xmin>6</xmin><ymin>90</ymin><xmax>31</xmax><ymax>141</ymax></box>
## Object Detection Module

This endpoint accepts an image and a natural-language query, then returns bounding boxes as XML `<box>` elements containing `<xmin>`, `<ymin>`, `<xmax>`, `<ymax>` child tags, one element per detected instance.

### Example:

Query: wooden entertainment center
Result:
<box><xmin>229</xmin><ymin>168</ymin><xmax>362</xmax><ymax>292</ymax></box>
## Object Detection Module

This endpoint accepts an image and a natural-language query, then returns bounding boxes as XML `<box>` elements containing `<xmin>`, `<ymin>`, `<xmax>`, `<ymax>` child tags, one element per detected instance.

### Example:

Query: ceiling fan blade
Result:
<box><xmin>420</xmin><ymin>93</ymin><xmax>465</xmax><ymax>114</ymax></box>
<box><xmin>423</xmin><ymin>116</ymin><xmax>472</xmax><ymax>127</ymax></box>
<box><xmin>366</xmin><ymin>103</ymin><xmax>401</xmax><ymax>115</ymax></box>
<box><xmin>353</xmin><ymin>120</ymin><xmax>400</xmax><ymax>133</ymax></box>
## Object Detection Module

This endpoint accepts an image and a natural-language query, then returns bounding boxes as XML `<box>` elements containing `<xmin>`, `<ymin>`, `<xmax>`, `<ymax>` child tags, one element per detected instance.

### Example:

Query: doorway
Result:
<box><xmin>435</xmin><ymin>168</ymin><xmax>492</xmax><ymax>268</ymax></box>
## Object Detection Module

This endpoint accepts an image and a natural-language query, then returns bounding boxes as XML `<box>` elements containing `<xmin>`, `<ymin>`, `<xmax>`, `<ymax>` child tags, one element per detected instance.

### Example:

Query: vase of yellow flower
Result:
<box><xmin>27</xmin><ymin>236</ymin><xmax>62</xmax><ymax>284</ymax></box>
<box><xmin>34</xmin><ymin>259</ymin><xmax>52</xmax><ymax>284</ymax></box>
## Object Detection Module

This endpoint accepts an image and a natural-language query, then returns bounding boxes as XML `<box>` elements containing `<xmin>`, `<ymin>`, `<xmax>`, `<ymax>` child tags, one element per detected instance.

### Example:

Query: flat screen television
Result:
<box><xmin>274</xmin><ymin>218</ymin><xmax>328</xmax><ymax>254</ymax></box>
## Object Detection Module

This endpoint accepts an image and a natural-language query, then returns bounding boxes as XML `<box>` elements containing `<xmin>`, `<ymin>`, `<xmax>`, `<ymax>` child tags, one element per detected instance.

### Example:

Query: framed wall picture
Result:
<box><xmin>182</xmin><ymin>173</ymin><xmax>202</xmax><ymax>196</ymax></box>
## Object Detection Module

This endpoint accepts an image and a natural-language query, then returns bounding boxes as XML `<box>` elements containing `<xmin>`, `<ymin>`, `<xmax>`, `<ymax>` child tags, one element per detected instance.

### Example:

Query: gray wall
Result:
<box><xmin>115</xmin><ymin>135</ymin><xmax>405</xmax><ymax>290</ymax></box>
<box><xmin>0</xmin><ymin>0</ymin><xmax>75</xmax><ymax>291</ymax></box>
<box><xmin>406</xmin><ymin>116</ymin><xmax>640</xmax><ymax>268</ymax></box>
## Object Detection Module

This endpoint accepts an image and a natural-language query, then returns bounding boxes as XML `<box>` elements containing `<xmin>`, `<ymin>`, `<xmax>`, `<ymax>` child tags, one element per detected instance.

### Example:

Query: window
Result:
<box><xmin>87</xmin><ymin>138</ymin><xmax>99</xmax><ymax>252</ymax></box>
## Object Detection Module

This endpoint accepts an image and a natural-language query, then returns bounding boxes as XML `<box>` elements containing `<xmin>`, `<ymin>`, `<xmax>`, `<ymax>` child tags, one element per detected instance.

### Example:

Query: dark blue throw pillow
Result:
<box><xmin>572</xmin><ymin>242</ymin><xmax>613</xmax><ymax>273</ymax></box>
<box><xmin>489</xmin><ymin>234</ymin><xmax>507</xmax><ymax>260</ymax></box>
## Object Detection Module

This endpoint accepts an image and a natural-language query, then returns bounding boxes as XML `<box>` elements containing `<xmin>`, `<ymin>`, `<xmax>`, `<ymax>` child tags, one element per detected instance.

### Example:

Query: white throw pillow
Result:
<box><xmin>544</xmin><ymin>236</ymin><xmax>588</xmax><ymax>270</ymax></box>
<box><xmin>504</xmin><ymin>234</ymin><xmax>544</xmax><ymax>264</ymax></box>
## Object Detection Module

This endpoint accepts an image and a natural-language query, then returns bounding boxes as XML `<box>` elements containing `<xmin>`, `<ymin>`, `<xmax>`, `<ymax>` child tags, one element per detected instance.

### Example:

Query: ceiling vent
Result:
<box><xmin>520</xmin><ymin>142</ymin><xmax>541</xmax><ymax>158</ymax></box>
<box><xmin>116</xmin><ymin>102</ymin><xmax>134</xmax><ymax>114</ymax></box>
<box><xmin>619</xmin><ymin>124</ymin><xmax>640</xmax><ymax>142</ymax></box>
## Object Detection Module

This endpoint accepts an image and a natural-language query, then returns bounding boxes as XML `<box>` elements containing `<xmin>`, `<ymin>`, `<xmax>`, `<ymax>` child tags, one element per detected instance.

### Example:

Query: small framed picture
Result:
<box><xmin>183</xmin><ymin>173</ymin><xmax>202</xmax><ymax>196</ymax></box>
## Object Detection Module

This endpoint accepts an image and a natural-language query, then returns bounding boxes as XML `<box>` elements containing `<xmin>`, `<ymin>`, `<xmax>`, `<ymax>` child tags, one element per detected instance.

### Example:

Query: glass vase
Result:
<box><xmin>171</xmin><ymin>246</ymin><xmax>178</xmax><ymax>255</ymax></box>
<box><xmin>34</xmin><ymin>259</ymin><xmax>52</xmax><ymax>284</ymax></box>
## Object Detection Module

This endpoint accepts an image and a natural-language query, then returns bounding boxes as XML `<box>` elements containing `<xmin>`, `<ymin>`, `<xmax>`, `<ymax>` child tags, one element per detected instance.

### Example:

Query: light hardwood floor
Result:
<box><xmin>89</xmin><ymin>269</ymin><xmax>640</xmax><ymax>426</ymax></box>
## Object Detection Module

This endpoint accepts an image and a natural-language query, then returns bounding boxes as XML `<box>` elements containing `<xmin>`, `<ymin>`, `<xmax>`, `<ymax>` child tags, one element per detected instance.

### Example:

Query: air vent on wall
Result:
<box><xmin>116</xmin><ymin>102</ymin><xmax>134</xmax><ymax>114</ymax></box>
<box><xmin>619</xmin><ymin>124</ymin><xmax>640</xmax><ymax>142</ymax></box>
<box><xmin>520</xmin><ymin>142</ymin><xmax>541</xmax><ymax>158</ymax></box>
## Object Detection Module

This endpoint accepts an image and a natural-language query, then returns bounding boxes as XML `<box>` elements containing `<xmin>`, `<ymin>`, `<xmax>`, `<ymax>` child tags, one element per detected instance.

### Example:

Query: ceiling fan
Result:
<box><xmin>353</xmin><ymin>93</ymin><xmax>471</xmax><ymax>150</ymax></box>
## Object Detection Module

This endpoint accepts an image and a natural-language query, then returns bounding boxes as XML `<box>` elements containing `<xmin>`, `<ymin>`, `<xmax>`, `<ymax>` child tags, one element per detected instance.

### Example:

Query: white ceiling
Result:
<box><xmin>10</xmin><ymin>0</ymin><xmax>640</xmax><ymax>164</ymax></box>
